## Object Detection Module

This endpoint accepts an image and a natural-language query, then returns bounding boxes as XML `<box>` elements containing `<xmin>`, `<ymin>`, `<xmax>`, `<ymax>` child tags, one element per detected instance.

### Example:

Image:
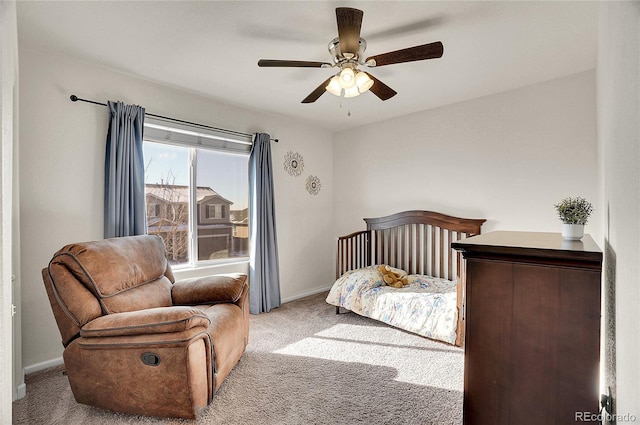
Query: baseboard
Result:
<box><xmin>282</xmin><ymin>285</ymin><xmax>333</xmax><ymax>304</ymax></box>
<box><xmin>24</xmin><ymin>357</ymin><xmax>64</xmax><ymax>375</ymax></box>
<box><xmin>16</xmin><ymin>383</ymin><xmax>26</xmax><ymax>400</ymax></box>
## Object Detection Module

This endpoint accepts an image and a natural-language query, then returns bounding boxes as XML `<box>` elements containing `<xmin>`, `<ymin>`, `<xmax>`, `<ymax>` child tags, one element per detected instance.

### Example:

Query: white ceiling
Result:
<box><xmin>16</xmin><ymin>1</ymin><xmax>598</xmax><ymax>132</ymax></box>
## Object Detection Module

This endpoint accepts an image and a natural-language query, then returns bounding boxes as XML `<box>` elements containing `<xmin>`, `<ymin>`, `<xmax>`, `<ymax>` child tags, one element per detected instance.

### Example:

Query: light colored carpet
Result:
<box><xmin>12</xmin><ymin>292</ymin><xmax>463</xmax><ymax>424</ymax></box>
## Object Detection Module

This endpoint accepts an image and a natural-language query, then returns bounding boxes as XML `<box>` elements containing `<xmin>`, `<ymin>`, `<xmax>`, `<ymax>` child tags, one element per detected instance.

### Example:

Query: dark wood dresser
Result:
<box><xmin>452</xmin><ymin>231</ymin><xmax>602</xmax><ymax>425</ymax></box>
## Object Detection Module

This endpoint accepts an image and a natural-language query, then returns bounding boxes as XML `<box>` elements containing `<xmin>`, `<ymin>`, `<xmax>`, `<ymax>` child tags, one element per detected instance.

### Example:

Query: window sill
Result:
<box><xmin>172</xmin><ymin>259</ymin><xmax>250</xmax><ymax>281</ymax></box>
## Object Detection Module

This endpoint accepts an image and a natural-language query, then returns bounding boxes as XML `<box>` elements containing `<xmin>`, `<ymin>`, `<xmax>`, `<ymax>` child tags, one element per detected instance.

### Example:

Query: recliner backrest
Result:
<box><xmin>44</xmin><ymin>235</ymin><xmax>175</xmax><ymax>346</ymax></box>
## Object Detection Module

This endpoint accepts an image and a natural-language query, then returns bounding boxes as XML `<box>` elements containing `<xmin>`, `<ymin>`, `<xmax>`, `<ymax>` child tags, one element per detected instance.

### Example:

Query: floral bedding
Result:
<box><xmin>325</xmin><ymin>265</ymin><xmax>459</xmax><ymax>344</ymax></box>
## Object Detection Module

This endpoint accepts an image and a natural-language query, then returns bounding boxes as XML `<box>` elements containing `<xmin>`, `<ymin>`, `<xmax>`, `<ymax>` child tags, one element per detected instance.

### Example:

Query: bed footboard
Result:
<box><xmin>336</xmin><ymin>230</ymin><xmax>372</xmax><ymax>280</ymax></box>
<box><xmin>335</xmin><ymin>230</ymin><xmax>371</xmax><ymax>314</ymax></box>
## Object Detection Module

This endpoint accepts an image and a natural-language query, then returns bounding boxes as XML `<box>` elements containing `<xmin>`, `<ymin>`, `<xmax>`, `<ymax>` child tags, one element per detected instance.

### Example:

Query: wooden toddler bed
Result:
<box><xmin>326</xmin><ymin>210</ymin><xmax>485</xmax><ymax>346</ymax></box>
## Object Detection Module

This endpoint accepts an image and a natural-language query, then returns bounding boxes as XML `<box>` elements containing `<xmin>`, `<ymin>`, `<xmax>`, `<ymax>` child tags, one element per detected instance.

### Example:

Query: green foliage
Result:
<box><xmin>554</xmin><ymin>197</ymin><xmax>593</xmax><ymax>225</ymax></box>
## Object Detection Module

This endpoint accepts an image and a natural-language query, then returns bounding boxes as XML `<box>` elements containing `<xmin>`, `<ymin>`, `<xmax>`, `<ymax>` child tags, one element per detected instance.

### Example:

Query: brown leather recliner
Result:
<box><xmin>41</xmin><ymin>235</ymin><xmax>249</xmax><ymax>419</ymax></box>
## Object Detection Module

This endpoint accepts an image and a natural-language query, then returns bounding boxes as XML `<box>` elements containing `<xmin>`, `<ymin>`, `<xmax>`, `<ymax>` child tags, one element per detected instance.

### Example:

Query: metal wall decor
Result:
<box><xmin>283</xmin><ymin>151</ymin><xmax>304</xmax><ymax>177</ymax></box>
<box><xmin>306</xmin><ymin>175</ymin><xmax>321</xmax><ymax>195</ymax></box>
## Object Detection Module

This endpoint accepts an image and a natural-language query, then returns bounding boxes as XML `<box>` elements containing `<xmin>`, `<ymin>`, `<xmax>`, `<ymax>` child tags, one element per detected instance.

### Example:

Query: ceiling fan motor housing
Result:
<box><xmin>328</xmin><ymin>37</ymin><xmax>368</xmax><ymax>65</ymax></box>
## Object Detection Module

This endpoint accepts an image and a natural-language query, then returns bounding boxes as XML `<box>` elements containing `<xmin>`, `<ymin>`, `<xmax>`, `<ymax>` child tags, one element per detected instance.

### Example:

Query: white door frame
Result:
<box><xmin>1</xmin><ymin>1</ymin><xmax>20</xmax><ymax>418</ymax></box>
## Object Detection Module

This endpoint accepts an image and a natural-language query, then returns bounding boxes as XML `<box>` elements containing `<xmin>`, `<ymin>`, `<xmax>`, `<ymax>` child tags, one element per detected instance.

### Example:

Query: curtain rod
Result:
<box><xmin>69</xmin><ymin>95</ymin><xmax>279</xmax><ymax>143</ymax></box>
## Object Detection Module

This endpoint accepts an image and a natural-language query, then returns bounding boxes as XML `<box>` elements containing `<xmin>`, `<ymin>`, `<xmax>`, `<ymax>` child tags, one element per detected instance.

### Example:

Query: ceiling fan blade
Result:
<box><xmin>365</xmin><ymin>73</ymin><xmax>397</xmax><ymax>101</ymax></box>
<box><xmin>258</xmin><ymin>59</ymin><xmax>331</xmax><ymax>68</ymax></box>
<box><xmin>365</xmin><ymin>41</ymin><xmax>444</xmax><ymax>67</ymax></box>
<box><xmin>301</xmin><ymin>77</ymin><xmax>333</xmax><ymax>104</ymax></box>
<box><xmin>336</xmin><ymin>7</ymin><xmax>363</xmax><ymax>56</ymax></box>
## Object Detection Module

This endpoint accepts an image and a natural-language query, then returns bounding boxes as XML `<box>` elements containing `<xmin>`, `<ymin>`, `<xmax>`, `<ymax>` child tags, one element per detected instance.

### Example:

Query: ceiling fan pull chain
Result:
<box><xmin>339</xmin><ymin>99</ymin><xmax>351</xmax><ymax>117</ymax></box>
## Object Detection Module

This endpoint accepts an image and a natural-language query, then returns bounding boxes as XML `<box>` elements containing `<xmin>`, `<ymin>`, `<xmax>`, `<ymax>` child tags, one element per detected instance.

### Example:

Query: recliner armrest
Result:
<box><xmin>80</xmin><ymin>306</ymin><xmax>210</xmax><ymax>338</ymax></box>
<box><xmin>172</xmin><ymin>273</ymin><xmax>248</xmax><ymax>306</ymax></box>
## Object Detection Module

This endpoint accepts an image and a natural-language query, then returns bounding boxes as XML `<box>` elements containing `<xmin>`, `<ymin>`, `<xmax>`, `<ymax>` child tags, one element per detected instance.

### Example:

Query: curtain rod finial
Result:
<box><xmin>70</xmin><ymin>95</ymin><xmax>78</xmax><ymax>102</ymax></box>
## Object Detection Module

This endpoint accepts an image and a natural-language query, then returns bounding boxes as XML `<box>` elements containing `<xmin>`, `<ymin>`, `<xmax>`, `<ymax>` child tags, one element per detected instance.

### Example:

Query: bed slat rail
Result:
<box><xmin>367</xmin><ymin>225</ymin><xmax>467</xmax><ymax>280</ymax></box>
<box><xmin>336</xmin><ymin>211</ymin><xmax>485</xmax><ymax>280</ymax></box>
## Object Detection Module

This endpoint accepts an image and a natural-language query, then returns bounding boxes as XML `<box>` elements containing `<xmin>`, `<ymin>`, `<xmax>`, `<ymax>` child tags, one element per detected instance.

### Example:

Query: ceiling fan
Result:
<box><xmin>257</xmin><ymin>7</ymin><xmax>444</xmax><ymax>104</ymax></box>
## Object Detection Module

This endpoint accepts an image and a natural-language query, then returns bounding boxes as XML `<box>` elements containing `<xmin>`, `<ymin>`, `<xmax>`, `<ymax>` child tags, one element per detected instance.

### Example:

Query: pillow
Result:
<box><xmin>405</xmin><ymin>274</ymin><xmax>432</xmax><ymax>289</ymax></box>
<box><xmin>405</xmin><ymin>274</ymin><xmax>458</xmax><ymax>293</ymax></box>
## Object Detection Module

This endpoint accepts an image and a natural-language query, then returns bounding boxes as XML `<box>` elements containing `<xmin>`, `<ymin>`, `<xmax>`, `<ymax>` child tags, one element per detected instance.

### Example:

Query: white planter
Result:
<box><xmin>561</xmin><ymin>224</ymin><xmax>584</xmax><ymax>240</ymax></box>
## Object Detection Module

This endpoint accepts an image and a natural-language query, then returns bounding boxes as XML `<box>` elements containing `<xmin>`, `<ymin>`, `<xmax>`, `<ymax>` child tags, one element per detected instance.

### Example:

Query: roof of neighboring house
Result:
<box><xmin>230</xmin><ymin>207</ymin><xmax>249</xmax><ymax>222</ymax></box>
<box><xmin>147</xmin><ymin>216</ymin><xmax>188</xmax><ymax>232</ymax></box>
<box><xmin>145</xmin><ymin>184</ymin><xmax>233</xmax><ymax>205</ymax></box>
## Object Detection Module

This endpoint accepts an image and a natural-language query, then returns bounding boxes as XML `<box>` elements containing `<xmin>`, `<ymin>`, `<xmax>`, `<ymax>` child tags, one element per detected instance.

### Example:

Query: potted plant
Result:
<box><xmin>554</xmin><ymin>197</ymin><xmax>593</xmax><ymax>240</ymax></box>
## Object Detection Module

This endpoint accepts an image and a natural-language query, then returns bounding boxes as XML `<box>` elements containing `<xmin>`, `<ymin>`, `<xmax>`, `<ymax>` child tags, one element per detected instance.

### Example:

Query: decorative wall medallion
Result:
<box><xmin>306</xmin><ymin>175</ymin><xmax>321</xmax><ymax>195</ymax></box>
<box><xmin>283</xmin><ymin>151</ymin><xmax>304</xmax><ymax>177</ymax></box>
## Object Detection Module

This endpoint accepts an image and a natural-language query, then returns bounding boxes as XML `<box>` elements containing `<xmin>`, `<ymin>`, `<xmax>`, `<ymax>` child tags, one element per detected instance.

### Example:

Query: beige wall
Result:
<box><xmin>333</xmin><ymin>71</ymin><xmax>599</xmax><ymax>240</ymax></box>
<box><xmin>598</xmin><ymin>1</ymin><xmax>640</xmax><ymax>419</ymax></box>
<box><xmin>18</xmin><ymin>47</ymin><xmax>335</xmax><ymax>369</ymax></box>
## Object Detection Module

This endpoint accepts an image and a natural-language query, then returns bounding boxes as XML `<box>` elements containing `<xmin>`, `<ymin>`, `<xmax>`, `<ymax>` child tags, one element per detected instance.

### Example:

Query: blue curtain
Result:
<box><xmin>104</xmin><ymin>101</ymin><xmax>147</xmax><ymax>238</ymax></box>
<box><xmin>249</xmin><ymin>133</ymin><xmax>281</xmax><ymax>314</ymax></box>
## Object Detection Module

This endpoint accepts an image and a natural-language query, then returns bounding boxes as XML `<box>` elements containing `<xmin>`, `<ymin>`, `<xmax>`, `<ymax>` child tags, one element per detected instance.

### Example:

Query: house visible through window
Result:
<box><xmin>142</xmin><ymin>126</ymin><xmax>250</xmax><ymax>266</ymax></box>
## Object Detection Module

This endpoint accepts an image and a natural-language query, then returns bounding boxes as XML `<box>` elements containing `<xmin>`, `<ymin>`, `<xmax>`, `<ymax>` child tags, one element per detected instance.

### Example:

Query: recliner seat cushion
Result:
<box><xmin>81</xmin><ymin>306</ymin><xmax>210</xmax><ymax>338</ymax></box>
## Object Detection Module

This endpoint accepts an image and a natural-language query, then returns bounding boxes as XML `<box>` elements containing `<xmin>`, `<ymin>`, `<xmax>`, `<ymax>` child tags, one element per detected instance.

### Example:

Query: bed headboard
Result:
<box><xmin>336</xmin><ymin>210</ymin><xmax>486</xmax><ymax>280</ymax></box>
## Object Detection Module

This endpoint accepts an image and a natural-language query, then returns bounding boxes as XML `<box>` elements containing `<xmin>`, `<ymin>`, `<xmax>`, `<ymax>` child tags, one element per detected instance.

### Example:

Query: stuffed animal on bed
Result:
<box><xmin>378</xmin><ymin>265</ymin><xmax>409</xmax><ymax>288</ymax></box>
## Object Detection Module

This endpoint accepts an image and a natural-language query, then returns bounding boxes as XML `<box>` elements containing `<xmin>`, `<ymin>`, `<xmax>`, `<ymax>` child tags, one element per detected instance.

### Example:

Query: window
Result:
<box><xmin>206</xmin><ymin>204</ymin><xmax>216</xmax><ymax>219</ymax></box>
<box><xmin>142</xmin><ymin>121</ymin><xmax>250</xmax><ymax>267</ymax></box>
<box><xmin>205</xmin><ymin>204</ymin><xmax>227</xmax><ymax>219</ymax></box>
<box><xmin>147</xmin><ymin>203</ymin><xmax>160</xmax><ymax>218</ymax></box>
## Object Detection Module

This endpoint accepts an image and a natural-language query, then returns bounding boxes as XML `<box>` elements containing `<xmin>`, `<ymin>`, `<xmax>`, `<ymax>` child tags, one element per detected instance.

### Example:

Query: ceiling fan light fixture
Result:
<box><xmin>343</xmin><ymin>85</ymin><xmax>360</xmax><ymax>98</ymax></box>
<box><xmin>355</xmin><ymin>71</ymin><xmax>373</xmax><ymax>93</ymax></box>
<box><xmin>338</xmin><ymin>67</ymin><xmax>356</xmax><ymax>89</ymax></box>
<box><xmin>326</xmin><ymin>76</ymin><xmax>342</xmax><ymax>96</ymax></box>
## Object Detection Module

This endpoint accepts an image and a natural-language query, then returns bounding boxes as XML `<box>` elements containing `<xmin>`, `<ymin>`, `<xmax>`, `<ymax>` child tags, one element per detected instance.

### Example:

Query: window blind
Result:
<box><xmin>143</xmin><ymin>117</ymin><xmax>253</xmax><ymax>154</ymax></box>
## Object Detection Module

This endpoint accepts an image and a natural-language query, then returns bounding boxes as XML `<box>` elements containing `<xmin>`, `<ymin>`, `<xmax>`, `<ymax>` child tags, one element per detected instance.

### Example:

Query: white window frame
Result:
<box><xmin>143</xmin><ymin>118</ymin><xmax>252</xmax><ymax>270</ymax></box>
